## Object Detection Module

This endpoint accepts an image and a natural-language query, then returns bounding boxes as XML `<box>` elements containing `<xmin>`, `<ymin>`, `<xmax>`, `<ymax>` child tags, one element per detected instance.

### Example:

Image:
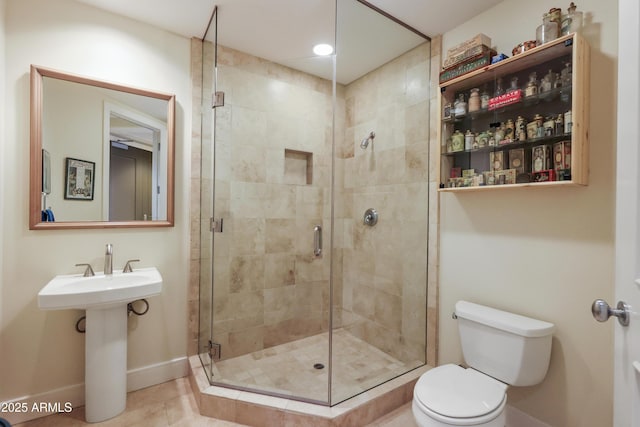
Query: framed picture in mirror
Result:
<box><xmin>64</xmin><ymin>157</ymin><xmax>95</xmax><ymax>201</ymax></box>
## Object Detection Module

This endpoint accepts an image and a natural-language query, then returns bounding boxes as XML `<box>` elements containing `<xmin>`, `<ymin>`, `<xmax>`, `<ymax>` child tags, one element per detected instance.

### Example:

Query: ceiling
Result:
<box><xmin>75</xmin><ymin>0</ymin><xmax>504</xmax><ymax>83</ymax></box>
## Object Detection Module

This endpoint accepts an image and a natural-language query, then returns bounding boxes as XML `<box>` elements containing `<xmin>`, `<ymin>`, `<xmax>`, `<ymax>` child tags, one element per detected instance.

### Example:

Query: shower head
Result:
<box><xmin>360</xmin><ymin>131</ymin><xmax>375</xmax><ymax>149</ymax></box>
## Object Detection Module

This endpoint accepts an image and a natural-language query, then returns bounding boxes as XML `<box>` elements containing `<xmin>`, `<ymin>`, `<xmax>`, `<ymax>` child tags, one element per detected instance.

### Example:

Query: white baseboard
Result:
<box><xmin>506</xmin><ymin>405</ymin><xmax>552</xmax><ymax>427</ymax></box>
<box><xmin>126</xmin><ymin>357</ymin><xmax>189</xmax><ymax>392</ymax></box>
<box><xmin>2</xmin><ymin>357</ymin><xmax>188</xmax><ymax>425</ymax></box>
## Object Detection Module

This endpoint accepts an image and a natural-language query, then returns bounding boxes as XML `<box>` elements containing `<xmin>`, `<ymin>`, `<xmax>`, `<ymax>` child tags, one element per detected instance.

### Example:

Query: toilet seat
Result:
<box><xmin>413</xmin><ymin>364</ymin><xmax>507</xmax><ymax>425</ymax></box>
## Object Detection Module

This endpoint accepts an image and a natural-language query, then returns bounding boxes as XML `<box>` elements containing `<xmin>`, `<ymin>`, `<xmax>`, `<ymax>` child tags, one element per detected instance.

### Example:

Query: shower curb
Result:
<box><xmin>188</xmin><ymin>355</ymin><xmax>431</xmax><ymax>426</ymax></box>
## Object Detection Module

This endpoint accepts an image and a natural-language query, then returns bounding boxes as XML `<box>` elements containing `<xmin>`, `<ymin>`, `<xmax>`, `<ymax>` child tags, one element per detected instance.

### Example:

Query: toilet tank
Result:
<box><xmin>455</xmin><ymin>301</ymin><xmax>555</xmax><ymax>386</ymax></box>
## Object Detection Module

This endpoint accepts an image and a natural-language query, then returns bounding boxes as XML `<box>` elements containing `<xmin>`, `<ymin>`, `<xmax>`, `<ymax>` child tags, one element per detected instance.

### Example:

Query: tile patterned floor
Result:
<box><xmin>14</xmin><ymin>377</ymin><xmax>417</xmax><ymax>427</ymax></box>
<box><xmin>15</xmin><ymin>329</ymin><xmax>422</xmax><ymax>426</ymax></box>
<box><xmin>211</xmin><ymin>329</ymin><xmax>422</xmax><ymax>404</ymax></box>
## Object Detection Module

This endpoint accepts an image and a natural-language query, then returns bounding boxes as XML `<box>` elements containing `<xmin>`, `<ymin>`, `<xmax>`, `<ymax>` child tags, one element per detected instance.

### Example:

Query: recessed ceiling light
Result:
<box><xmin>313</xmin><ymin>44</ymin><xmax>334</xmax><ymax>56</ymax></box>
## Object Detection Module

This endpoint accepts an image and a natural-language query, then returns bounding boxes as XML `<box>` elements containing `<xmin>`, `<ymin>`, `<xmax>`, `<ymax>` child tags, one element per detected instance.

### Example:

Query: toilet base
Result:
<box><xmin>412</xmin><ymin>399</ymin><xmax>505</xmax><ymax>427</ymax></box>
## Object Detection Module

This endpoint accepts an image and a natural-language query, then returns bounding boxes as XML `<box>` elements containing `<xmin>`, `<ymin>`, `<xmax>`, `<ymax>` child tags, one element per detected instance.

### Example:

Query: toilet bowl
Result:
<box><xmin>412</xmin><ymin>301</ymin><xmax>554</xmax><ymax>427</ymax></box>
<box><xmin>412</xmin><ymin>364</ymin><xmax>507</xmax><ymax>427</ymax></box>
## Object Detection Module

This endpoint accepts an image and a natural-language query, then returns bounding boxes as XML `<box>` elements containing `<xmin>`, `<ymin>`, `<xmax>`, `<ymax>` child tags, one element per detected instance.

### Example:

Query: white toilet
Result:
<box><xmin>412</xmin><ymin>301</ymin><xmax>555</xmax><ymax>427</ymax></box>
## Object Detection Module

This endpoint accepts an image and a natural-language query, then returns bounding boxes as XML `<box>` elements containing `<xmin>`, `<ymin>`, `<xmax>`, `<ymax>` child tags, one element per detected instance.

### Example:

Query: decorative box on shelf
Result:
<box><xmin>439</xmin><ymin>51</ymin><xmax>496</xmax><ymax>84</ymax></box>
<box><xmin>443</xmin><ymin>45</ymin><xmax>494</xmax><ymax>69</ymax></box>
<box><xmin>438</xmin><ymin>33</ymin><xmax>590</xmax><ymax>192</ymax></box>
<box><xmin>445</xmin><ymin>33</ymin><xmax>492</xmax><ymax>59</ymax></box>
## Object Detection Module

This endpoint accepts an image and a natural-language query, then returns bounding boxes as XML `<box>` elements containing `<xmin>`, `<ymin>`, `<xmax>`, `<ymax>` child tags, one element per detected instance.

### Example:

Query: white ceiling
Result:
<box><xmin>75</xmin><ymin>0</ymin><xmax>504</xmax><ymax>83</ymax></box>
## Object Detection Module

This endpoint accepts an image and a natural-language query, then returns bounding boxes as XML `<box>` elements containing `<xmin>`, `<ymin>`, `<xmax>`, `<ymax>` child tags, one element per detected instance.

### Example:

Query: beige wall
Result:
<box><xmin>438</xmin><ymin>1</ymin><xmax>616</xmax><ymax>426</ymax></box>
<box><xmin>1</xmin><ymin>0</ymin><xmax>191</xmax><ymax>409</ymax></box>
<box><xmin>42</xmin><ymin>79</ymin><xmax>109</xmax><ymax>221</ymax></box>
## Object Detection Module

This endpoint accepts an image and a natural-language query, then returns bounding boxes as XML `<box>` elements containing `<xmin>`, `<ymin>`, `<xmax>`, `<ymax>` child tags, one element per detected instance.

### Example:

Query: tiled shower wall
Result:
<box><xmin>209</xmin><ymin>45</ymin><xmax>335</xmax><ymax>359</ymax></box>
<box><xmin>189</xmin><ymin>37</ymin><xmax>442</xmax><ymax>367</ymax></box>
<box><xmin>335</xmin><ymin>42</ymin><xmax>431</xmax><ymax>364</ymax></box>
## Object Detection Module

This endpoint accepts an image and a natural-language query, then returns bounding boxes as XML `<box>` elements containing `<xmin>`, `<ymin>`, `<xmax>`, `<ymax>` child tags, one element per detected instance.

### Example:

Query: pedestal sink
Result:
<box><xmin>38</xmin><ymin>267</ymin><xmax>162</xmax><ymax>423</ymax></box>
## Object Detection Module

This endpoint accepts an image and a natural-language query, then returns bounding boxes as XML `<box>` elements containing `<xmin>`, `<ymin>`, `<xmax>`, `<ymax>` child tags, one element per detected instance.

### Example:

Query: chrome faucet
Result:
<box><xmin>104</xmin><ymin>244</ymin><xmax>113</xmax><ymax>276</ymax></box>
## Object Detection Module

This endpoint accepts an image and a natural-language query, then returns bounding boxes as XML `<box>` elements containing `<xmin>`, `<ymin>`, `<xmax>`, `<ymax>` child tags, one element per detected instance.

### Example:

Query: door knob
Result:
<box><xmin>591</xmin><ymin>299</ymin><xmax>630</xmax><ymax>326</ymax></box>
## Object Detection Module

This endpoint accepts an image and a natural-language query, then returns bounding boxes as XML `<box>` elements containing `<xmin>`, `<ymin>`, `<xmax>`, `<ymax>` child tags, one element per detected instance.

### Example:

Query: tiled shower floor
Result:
<box><xmin>209</xmin><ymin>328</ymin><xmax>423</xmax><ymax>403</ymax></box>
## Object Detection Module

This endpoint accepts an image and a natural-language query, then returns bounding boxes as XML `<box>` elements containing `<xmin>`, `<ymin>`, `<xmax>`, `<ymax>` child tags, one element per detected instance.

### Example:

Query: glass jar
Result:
<box><xmin>555</xmin><ymin>113</ymin><xmax>564</xmax><ymax>135</ymax></box>
<box><xmin>560</xmin><ymin>62</ymin><xmax>572</xmax><ymax>102</ymax></box>
<box><xmin>468</xmin><ymin>88</ymin><xmax>481</xmax><ymax>113</ymax></box>
<box><xmin>553</xmin><ymin>72</ymin><xmax>562</xmax><ymax>89</ymax></box>
<box><xmin>477</xmin><ymin>131</ymin><xmax>489</xmax><ymax>148</ymax></box>
<box><xmin>536</xmin><ymin>13</ymin><xmax>559</xmax><ymax>46</ymax></box>
<box><xmin>534</xmin><ymin>114</ymin><xmax>545</xmax><ymax>137</ymax></box>
<box><xmin>568</xmin><ymin>4</ymin><xmax>583</xmax><ymax>33</ymax></box>
<box><xmin>561</xmin><ymin>62</ymin><xmax>572</xmax><ymax>87</ymax></box>
<box><xmin>451</xmin><ymin>130</ymin><xmax>465</xmax><ymax>151</ymax></box>
<box><xmin>540</xmin><ymin>69</ymin><xmax>555</xmax><ymax>94</ymax></box>
<box><xmin>564</xmin><ymin>110</ymin><xmax>573</xmax><ymax>134</ymax></box>
<box><xmin>494</xmin><ymin>125</ymin><xmax>505</xmax><ymax>145</ymax></box>
<box><xmin>507</xmin><ymin>76</ymin><xmax>519</xmax><ymax>93</ymax></box>
<box><xmin>486</xmin><ymin>130</ymin><xmax>494</xmax><ymax>147</ymax></box>
<box><xmin>526</xmin><ymin>120</ymin><xmax>539</xmax><ymax>140</ymax></box>
<box><xmin>525</xmin><ymin>72</ymin><xmax>538</xmax><ymax>97</ymax></box>
<box><xmin>480</xmin><ymin>86</ymin><xmax>490</xmax><ymax>110</ymax></box>
<box><xmin>548</xmin><ymin>7</ymin><xmax>562</xmax><ymax>30</ymax></box>
<box><xmin>465</xmin><ymin>130</ymin><xmax>475</xmax><ymax>150</ymax></box>
<box><xmin>443</xmin><ymin>101</ymin><xmax>453</xmax><ymax>120</ymax></box>
<box><xmin>494</xmin><ymin>77</ymin><xmax>505</xmax><ymax>97</ymax></box>
<box><xmin>516</xmin><ymin>116</ymin><xmax>527</xmax><ymax>141</ymax></box>
<box><xmin>454</xmin><ymin>93</ymin><xmax>467</xmax><ymax>117</ymax></box>
<box><xmin>562</xmin><ymin>2</ymin><xmax>583</xmax><ymax>35</ymax></box>
<box><xmin>544</xmin><ymin>116</ymin><xmax>556</xmax><ymax>136</ymax></box>
<box><xmin>504</xmin><ymin>119</ymin><xmax>515</xmax><ymax>143</ymax></box>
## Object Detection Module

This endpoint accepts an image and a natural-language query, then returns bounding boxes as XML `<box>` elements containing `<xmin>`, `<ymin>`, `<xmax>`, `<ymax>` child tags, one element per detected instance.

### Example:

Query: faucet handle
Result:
<box><xmin>75</xmin><ymin>263</ymin><xmax>95</xmax><ymax>277</ymax></box>
<box><xmin>123</xmin><ymin>259</ymin><xmax>140</xmax><ymax>273</ymax></box>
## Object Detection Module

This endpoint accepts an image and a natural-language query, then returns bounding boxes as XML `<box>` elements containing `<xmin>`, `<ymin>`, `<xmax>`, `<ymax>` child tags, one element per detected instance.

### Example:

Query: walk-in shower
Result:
<box><xmin>197</xmin><ymin>0</ymin><xmax>431</xmax><ymax>406</ymax></box>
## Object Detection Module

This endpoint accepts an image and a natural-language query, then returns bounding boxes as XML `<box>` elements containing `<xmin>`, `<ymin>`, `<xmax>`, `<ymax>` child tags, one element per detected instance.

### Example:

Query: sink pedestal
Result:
<box><xmin>85</xmin><ymin>305</ymin><xmax>127</xmax><ymax>422</ymax></box>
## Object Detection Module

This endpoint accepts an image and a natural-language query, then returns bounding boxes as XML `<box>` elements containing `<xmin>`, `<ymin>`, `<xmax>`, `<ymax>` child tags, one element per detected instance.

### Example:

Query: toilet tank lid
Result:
<box><xmin>455</xmin><ymin>301</ymin><xmax>555</xmax><ymax>338</ymax></box>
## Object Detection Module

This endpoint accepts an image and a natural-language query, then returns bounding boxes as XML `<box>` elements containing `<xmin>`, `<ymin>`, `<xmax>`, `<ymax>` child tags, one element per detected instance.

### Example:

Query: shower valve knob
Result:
<box><xmin>363</xmin><ymin>208</ymin><xmax>378</xmax><ymax>226</ymax></box>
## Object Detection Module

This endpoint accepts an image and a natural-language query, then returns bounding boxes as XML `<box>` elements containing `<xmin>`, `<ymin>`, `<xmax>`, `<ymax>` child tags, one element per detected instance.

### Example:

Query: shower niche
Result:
<box><xmin>284</xmin><ymin>149</ymin><xmax>313</xmax><ymax>185</ymax></box>
<box><xmin>196</xmin><ymin>0</ymin><xmax>432</xmax><ymax>407</ymax></box>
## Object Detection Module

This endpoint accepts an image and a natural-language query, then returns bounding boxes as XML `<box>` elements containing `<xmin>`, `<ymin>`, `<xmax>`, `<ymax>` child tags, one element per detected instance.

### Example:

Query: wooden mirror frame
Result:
<box><xmin>29</xmin><ymin>65</ymin><xmax>175</xmax><ymax>229</ymax></box>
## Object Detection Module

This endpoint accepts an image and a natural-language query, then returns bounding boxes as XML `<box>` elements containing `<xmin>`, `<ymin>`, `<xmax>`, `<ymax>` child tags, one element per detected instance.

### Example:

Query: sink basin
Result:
<box><xmin>38</xmin><ymin>267</ymin><xmax>162</xmax><ymax>310</ymax></box>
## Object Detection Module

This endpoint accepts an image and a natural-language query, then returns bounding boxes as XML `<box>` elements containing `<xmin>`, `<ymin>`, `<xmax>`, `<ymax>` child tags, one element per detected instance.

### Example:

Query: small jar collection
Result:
<box><xmin>536</xmin><ymin>3</ymin><xmax>583</xmax><ymax>46</ymax></box>
<box><xmin>445</xmin><ymin>109</ymin><xmax>572</xmax><ymax>154</ymax></box>
<box><xmin>446</xmin><ymin>135</ymin><xmax>572</xmax><ymax>188</ymax></box>
<box><xmin>443</xmin><ymin>62</ymin><xmax>572</xmax><ymax>121</ymax></box>
<box><xmin>440</xmin><ymin>6</ymin><xmax>588</xmax><ymax>190</ymax></box>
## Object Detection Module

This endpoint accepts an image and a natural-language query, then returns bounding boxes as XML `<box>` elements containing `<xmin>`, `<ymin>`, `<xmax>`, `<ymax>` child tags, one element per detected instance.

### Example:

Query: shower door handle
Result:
<box><xmin>314</xmin><ymin>225</ymin><xmax>322</xmax><ymax>257</ymax></box>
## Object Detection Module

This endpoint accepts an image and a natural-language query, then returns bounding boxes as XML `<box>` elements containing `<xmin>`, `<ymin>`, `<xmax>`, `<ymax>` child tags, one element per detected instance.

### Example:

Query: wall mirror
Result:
<box><xmin>30</xmin><ymin>65</ymin><xmax>175</xmax><ymax>229</ymax></box>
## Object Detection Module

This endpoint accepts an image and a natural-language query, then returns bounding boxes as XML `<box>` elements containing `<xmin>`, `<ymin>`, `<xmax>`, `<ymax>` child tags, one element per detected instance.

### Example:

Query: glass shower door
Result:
<box><xmin>205</xmin><ymin>1</ymin><xmax>337</xmax><ymax>404</ymax></box>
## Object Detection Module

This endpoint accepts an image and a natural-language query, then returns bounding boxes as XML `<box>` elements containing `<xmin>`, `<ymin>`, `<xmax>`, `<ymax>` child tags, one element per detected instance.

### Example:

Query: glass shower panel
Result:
<box><xmin>206</xmin><ymin>1</ymin><xmax>337</xmax><ymax>404</ymax></box>
<box><xmin>198</xmin><ymin>7</ymin><xmax>217</xmax><ymax>382</ymax></box>
<box><xmin>331</xmin><ymin>0</ymin><xmax>431</xmax><ymax>405</ymax></box>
